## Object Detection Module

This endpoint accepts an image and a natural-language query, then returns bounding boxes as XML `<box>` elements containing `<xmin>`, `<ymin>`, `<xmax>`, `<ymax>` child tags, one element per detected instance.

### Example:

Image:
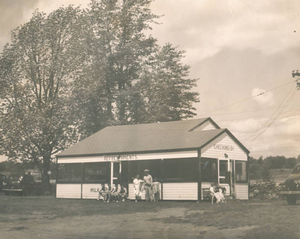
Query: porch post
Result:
<box><xmin>110</xmin><ymin>162</ymin><xmax>113</xmax><ymax>186</ymax></box>
<box><xmin>198</xmin><ymin>149</ymin><xmax>202</xmax><ymax>201</ymax></box>
<box><xmin>160</xmin><ymin>159</ymin><xmax>164</xmax><ymax>200</ymax></box>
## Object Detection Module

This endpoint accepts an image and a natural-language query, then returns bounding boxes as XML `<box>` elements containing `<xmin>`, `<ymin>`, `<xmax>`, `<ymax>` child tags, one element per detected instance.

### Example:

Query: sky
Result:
<box><xmin>0</xmin><ymin>0</ymin><xmax>300</xmax><ymax>161</ymax></box>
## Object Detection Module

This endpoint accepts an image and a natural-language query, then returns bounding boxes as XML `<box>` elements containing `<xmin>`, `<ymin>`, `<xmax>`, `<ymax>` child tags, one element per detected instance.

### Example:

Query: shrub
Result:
<box><xmin>250</xmin><ymin>180</ymin><xmax>282</xmax><ymax>200</ymax></box>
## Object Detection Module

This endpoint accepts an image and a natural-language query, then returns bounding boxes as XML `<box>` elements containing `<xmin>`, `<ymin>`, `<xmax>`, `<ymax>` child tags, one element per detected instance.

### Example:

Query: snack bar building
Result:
<box><xmin>56</xmin><ymin>118</ymin><xmax>250</xmax><ymax>201</ymax></box>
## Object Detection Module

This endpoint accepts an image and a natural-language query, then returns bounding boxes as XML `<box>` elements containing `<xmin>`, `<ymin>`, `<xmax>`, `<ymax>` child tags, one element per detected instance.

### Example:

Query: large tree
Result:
<box><xmin>0</xmin><ymin>0</ymin><xmax>200</xmax><ymax>188</ymax></box>
<box><xmin>0</xmin><ymin>6</ymin><xmax>84</xmax><ymax>190</ymax></box>
<box><xmin>72</xmin><ymin>0</ymin><xmax>199</xmax><ymax>137</ymax></box>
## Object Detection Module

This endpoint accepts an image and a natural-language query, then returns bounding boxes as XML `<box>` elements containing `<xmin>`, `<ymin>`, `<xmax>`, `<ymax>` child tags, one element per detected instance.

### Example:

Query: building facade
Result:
<box><xmin>56</xmin><ymin>118</ymin><xmax>249</xmax><ymax>200</ymax></box>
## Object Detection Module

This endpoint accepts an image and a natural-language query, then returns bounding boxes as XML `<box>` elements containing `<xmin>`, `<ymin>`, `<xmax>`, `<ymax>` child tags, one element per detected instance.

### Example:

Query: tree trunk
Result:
<box><xmin>42</xmin><ymin>154</ymin><xmax>51</xmax><ymax>193</ymax></box>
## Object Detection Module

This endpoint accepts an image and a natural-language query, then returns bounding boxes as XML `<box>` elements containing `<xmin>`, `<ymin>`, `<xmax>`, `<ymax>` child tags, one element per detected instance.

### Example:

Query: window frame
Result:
<box><xmin>163</xmin><ymin>158</ymin><xmax>198</xmax><ymax>183</ymax></box>
<box><xmin>83</xmin><ymin>162</ymin><xmax>110</xmax><ymax>184</ymax></box>
<box><xmin>57</xmin><ymin>163</ymin><xmax>83</xmax><ymax>184</ymax></box>
<box><xmin>235</xmin><ymin>160</ymin><xmax>248</xmax><ymax>183</ymax></box>
<box><xmin>201</xmin><ymin>158</ymin><xmax>218</xmax><ymax>183</ymax></box>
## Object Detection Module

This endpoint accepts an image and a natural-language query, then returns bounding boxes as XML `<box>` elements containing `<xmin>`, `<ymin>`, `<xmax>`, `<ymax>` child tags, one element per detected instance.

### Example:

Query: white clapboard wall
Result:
<box><xmin>82</xmin><ymin>184</ymin><xmax>102</xmax><ymax>199</ymax></box>
<box><xmin>56</xmin><ymin>184</ymin><xmax>81</xmax><ymax>199</ymax></box>
<box><xmin>192</xmin><ymin>121</ymin><xmax>217</xmax><ymax>131</ymax></box>
<box><xmin>235</xmin><ymin>184</ymin><xmax>249</xmax><ymax>200</ymax></box>
<box><xmin>163</xmin><ymin>183</ymin><xmax>198</xmax><ymax>200</ymax></box>
<box><xmin>201</xmin><ymin>132</ymin><xmax>247</xmax><ymax>161</ymax></box>
<box><xmin>128</xmin><ymin>183</ymin><xmax>163</xmax><ymax>200</ymax></box>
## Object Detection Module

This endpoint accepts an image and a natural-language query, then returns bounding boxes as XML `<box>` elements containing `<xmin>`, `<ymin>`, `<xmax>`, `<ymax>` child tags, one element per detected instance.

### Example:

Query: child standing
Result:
<box><xmin>101</xmin><ymin>184</ymin><xmax>110</xmax><ymax>203</ymax></box>
<box><xmin>152</xmin><ymin>178</ymin><xmax>160</xmax><ymax>202</ymax></box>
<box><xmin>119</xmin><ymin>185</ymin><xmax>128</xmax><ymax>202</ymax></box>
<box><xmin>97</xmin><ymin>184</ymin><xmax>104</xmax><ymax>201</ymax></box>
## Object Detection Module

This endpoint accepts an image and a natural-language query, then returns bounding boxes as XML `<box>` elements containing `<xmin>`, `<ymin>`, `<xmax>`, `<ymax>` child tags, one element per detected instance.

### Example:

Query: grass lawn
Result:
<box><xmin>0</xmin><ymin>195</ymin><xmax>299</xmax><ymax>239</ymax></box>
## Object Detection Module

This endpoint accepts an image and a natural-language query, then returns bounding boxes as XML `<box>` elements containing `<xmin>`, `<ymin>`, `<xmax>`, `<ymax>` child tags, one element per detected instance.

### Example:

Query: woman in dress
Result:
<box><xmin>133</xmin><ymin>174</ymin><xmax>143</xmax><ymax>202</ymax></box>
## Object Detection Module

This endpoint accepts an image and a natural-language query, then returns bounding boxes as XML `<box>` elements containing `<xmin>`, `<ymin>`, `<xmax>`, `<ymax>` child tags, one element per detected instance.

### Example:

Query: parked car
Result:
<box><xmin>2</xmin><ymin>173</ymin><xmax>42</xmax><ymax>196</ymax></box>
<box><xmin>279</xmin><ymin>163</ymin><xmax>300</xmax><ymax>205</ymax></box>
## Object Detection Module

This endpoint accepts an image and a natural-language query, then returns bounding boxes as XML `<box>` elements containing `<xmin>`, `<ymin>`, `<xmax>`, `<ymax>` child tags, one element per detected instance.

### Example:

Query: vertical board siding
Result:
<box><xmin>201</xmin><ymin>133</ymin><xmax>247</xmax><ymax>161</ymax></box>
<box><xmin>235</xmin><ymin>184</ymin><xmax>249</xmax><ymax>200</ymax></box>
<box><xmin>82</xmin><ymin>184</ymin><xmax>102</xmax><ymax>199</ymax></box>
<box><xmin>193</xmin><ymin>121</ymin><xmax>217</xmax><ymax>131</ymax></box>
<box><xmin>163</xmin><ymin>183</ymin><xmax>198</xmax><ymax>200</ymax></box>
<box><xmin>56</xmin><ymin>184</ymin><xmax>81</xmax><ymax>199</ymax></box>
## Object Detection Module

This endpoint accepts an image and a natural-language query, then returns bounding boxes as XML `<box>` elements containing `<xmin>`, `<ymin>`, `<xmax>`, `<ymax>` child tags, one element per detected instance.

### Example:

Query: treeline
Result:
<box><xmin>249</xmin><ymin>155</ymin><xmax>300</xmax><ymax>180</ymax></box>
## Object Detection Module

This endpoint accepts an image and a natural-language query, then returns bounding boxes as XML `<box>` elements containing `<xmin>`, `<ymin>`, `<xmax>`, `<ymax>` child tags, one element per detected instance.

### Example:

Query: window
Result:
<box><xmin>138</xmin><ymin>160</ymin><xmax>161</xmax><ymax>181</ymax></box>
<box><xmin>201</xmin><ymin>158</ymin><xmax>217</xmax><ymax>182</ymax></box>
<box><xmin>58</xmin><ymin>164</ymin><xmax>82</xmax><ymax>183</ymax></box>
<box><xmin>129</xmin><ymin>161</ymin><xmax>139</xmax><ymax>181</ymax></box>
<box><xmin>84</xmin><ymin>163</ymin><xmax>110</xmax><ymax>183</ymax></box>
<box><xmin>129</xmin><ymin>160</ymin><xmax>161</xmax><ymax>182</ymax></box>
<box><xmin>235</xmin><ymin>161</ymin><xmax>248</xmax><ymax>183</ymax></box>
<box><xmin>121</xmin><ymin>161</ymin><xmax>129</xmax><ymax>185</ymax></box>
<box><xmin>164</xmin><ymin>158</ymin><xmax>198</xmax><ymax>182</ymax></box>
<box><xmin>164</xmin><ymin>159</ymin><xmax>181</xmax><ymax>182</ymax></box>
<box><xmin>219</xmin><ymin>160</ymin><xmax>229</xmax><ymax>184</ymax></box>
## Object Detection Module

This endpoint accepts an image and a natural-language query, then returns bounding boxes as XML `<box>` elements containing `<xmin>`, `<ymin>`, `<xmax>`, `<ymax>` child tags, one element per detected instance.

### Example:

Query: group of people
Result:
<box><xmin>97</xmin><ymin>183</ymin><xmax>127</xmax><ymax>203</ymax></box>
<box><xmin>97</xmin><ymin>169</ymin><xmax>160</xmax><ymax>203</ymax></box>
<box><xmin>209</xmin><ymin>183</ymin><xmax>226</xmax><ymax>204</ymax></box>
<box><xmin>133</xmin><ymin>169</ymin><xmax>160</xmax><ymax>202</ymax></box>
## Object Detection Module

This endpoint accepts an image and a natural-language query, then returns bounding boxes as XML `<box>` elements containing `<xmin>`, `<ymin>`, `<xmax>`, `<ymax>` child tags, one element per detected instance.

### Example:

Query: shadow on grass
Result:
<box><xmin>9</xmin><ymin>226</ymin><xmax>29</xmax><ymax>231</ymax></box>
<box><xmin>244</xmin><ymin>226</ymin><xmax>299</xmax><ymax>239</ymax></box>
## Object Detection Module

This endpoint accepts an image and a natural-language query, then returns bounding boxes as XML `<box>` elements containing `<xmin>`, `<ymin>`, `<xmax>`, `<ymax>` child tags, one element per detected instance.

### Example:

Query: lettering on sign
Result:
<box><xmin>214</xmin><ymin>144</ymin><xmax>234</xmax><ymax>151</ymax></box>
<box><xmin>90</xmin><ymin>188</ymin><xmax>100</xmax><ymax>192</ymax></box>
<box><xmin>103</xmin><ymin>154</ymin><xmax>137</xmax><ymax>161</ymax></box>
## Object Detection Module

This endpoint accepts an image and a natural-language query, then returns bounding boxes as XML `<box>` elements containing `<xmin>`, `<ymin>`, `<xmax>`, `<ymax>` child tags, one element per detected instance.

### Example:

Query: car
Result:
<box><xmin>2</xmin><ymin>173</ymin><xmax>42</xmax><ymax>196</ymax></box>
<box><xmin>279</xmin><ymin>163</ymin><xmax>300</xmax><ymax>205</ymax></box>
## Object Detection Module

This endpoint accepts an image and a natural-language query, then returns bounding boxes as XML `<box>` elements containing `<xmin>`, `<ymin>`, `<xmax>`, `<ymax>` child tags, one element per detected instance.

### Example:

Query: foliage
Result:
<box><xmin>250</xmin><ymin>180</ymin><xmax>282</xmax><ymax>200</ymax></box>
<box><xmin>0</xmin><ymin>6</ymin><xmax>84</xmax><ymax>189</ymax></box>
<box><xmin>0</xmin><ymin>0</ymin><xmax>200</xmax><ymax>188</ymax></box>
<box><xmin>71</xmin><ymin>0</ymin><xmax>199</xmax><ymax>138</ymax></box>
<box><xmin>249</xmin><ymin>155</ymin><xmax>300</xmax><ymax>180</ymax></box>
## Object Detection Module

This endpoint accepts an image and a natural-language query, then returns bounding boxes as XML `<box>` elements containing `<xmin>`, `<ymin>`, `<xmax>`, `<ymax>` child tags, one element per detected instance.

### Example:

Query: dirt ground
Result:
<box><xmin>0</xmin><ymin>195</ymin><xmax>299</xmax><ymax>239</ymax></box>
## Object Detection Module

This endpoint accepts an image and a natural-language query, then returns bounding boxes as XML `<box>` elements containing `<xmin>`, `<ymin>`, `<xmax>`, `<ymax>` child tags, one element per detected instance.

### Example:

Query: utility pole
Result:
<box><xmin>292</xmin><ymin>70</ymin><xmax>300</xmax><ymax>90</ymax></box>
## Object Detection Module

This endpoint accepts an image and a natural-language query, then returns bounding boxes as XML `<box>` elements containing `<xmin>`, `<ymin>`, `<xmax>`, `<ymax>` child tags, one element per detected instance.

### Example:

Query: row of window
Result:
<box><xmin>57</xmin><ymin>158</ymin><xmax>248</xmax><ymax>183</ymax></box>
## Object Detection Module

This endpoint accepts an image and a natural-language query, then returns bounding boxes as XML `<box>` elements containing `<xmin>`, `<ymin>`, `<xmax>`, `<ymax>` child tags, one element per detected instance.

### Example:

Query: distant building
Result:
<box><xmin>56</xmin><ymin>118</ymin><xmax>250</xmax><ymax>200</ymax></box>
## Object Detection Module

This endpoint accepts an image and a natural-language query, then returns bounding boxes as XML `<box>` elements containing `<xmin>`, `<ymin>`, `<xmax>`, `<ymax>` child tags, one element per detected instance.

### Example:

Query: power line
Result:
<box><xmin>199</xmin><ymin>80</ymin><xmax>295</xmax><ymax>116</ymax></box>
<box><xmin>246</xmin><ymin>86</ymin><xmax>297</xmax><ymax>141</ymax></box>
<box><xmin>208</xmin><ymin>102</ymin><xmax>300</xmax><ymax>117</ymax></box>
<box><xmin>213</xmin><ymin>104</ymin><xmax>300</xmax><ymax>123</ymax></box>
<box><xmin>245</xmin><ymin>86</ymin><xmax>296</xmax><ymax>141</ymax></box>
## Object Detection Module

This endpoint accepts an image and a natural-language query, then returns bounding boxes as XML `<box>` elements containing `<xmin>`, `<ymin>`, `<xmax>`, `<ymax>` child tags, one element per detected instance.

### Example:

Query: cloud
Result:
<box><xmin>0</xmin><ymin>0</ymin><xmax>39</xmax><ymax>49</ymax></box>
<box><xmin>224</xmin><ymin>114</ymin><xmax>300</xmax><ymax>158</ymax></box>
<box><xmin>151</xmin><ymin>0</ymin><xmax>300</xmax><ymax>63</ymax></box>
<box><xmin>252</xmin><ymin>88</ymin><xmax>274</xmax><ymax>106</ymax></box>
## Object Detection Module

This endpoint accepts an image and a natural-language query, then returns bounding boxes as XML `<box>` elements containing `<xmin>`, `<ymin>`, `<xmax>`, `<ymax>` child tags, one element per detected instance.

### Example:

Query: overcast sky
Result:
<box><xmin>1</xmin><ymin>0</ymin><xmax>300</xmax><ymax>161</ymax></box>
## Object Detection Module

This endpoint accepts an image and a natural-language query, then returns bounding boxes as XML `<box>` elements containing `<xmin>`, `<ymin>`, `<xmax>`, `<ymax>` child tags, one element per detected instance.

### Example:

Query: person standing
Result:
<box><xmin>133</xmin><ymin>174</ymin><xmax>143</xmax><ymax>202</ymax></box>
<box><xmin>152</xmin><ymin>178</ymin><xmax>160</xmax><ymax>202</ymax></box>
<box><xmin>143</xmin><ymin>169</ymin><xmax>153</xmax><ymax>202</ymax></box>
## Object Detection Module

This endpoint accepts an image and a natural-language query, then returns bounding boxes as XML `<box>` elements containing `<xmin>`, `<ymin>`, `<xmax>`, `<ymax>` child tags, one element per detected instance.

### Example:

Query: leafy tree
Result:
<box><xmin>1</xmin><ymin>0</ymin><xmax>200</xmax><ymax>189</ymax></box>
<box><xmin>135</xmin><ymin>43</ymin><xmax>199</xmax><ymax>123</ymax></box>
<box><xmin>0</xmin><ymin>6</ymin><xmax>84</xmax><ymax>190</ymax></box>
<box><xmin>285</xmin><ymin>157</ymin><xmax>297</xmax><ymax>169</ymax></box>
<box><xmin>73</xmin><ymin>0</ymin><xmax>199</xmax><ymax>136</ymax></box>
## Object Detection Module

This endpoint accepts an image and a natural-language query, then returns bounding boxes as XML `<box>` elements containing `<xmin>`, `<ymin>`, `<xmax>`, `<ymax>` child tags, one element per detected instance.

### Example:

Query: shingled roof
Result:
<box><xmin>57</xmin><ymin>118</ymin><xmax>247</xmax><ymax>157</ymax></box>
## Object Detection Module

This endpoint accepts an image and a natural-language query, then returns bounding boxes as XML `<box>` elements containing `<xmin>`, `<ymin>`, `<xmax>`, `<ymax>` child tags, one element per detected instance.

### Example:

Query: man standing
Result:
<box><xmin>143</xmin><ymin>169</ymin><xmax>153</xmax><ymax>202</ymax></box>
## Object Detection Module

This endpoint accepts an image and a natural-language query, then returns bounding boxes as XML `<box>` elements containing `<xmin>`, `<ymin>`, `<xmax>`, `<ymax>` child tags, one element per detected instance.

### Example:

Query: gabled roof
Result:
<box><xmin>57</xmin><ymin>118</ymin><xmax>248</xmax><ymax>157</ymax></box>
